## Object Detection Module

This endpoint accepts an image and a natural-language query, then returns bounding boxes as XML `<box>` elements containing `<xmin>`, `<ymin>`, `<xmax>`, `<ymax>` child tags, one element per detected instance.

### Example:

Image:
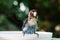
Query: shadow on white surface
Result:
<box><xmin>0</xmin><ymin>37</ymin><xmax>8</xmax><ymax>40</ymax></box>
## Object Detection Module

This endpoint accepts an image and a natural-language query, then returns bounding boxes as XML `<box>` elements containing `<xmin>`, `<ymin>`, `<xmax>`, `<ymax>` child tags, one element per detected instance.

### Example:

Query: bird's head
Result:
<box><xmin>28</xmin><ymin>9</ymin><xmax>38</xmax><ymax>26</ymax></box>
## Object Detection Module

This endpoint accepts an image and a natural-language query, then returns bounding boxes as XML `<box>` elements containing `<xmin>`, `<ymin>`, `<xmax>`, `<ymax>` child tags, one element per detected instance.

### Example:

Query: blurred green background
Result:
<box><xmin>0</xmin><ymin>0</ymin><xmax>60</xmax><ymax>38</ymax></box>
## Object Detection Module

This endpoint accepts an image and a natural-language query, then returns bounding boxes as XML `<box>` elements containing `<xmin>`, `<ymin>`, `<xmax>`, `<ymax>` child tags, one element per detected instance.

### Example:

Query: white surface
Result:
<box><xmin>0</xmin><ymin>31</ymin><xmax>52</xmax><ymax>40</ymax></box>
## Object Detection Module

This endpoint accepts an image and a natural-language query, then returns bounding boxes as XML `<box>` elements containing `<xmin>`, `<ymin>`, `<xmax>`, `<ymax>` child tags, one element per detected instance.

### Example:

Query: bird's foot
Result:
<box><xmin>35</xmin><ymin>33</ymin><xmax>39</xmax><ymax>37</ymax></box>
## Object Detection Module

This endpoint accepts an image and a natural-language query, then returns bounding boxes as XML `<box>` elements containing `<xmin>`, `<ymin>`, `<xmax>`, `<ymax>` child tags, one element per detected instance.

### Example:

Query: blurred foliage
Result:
<box><xmin>0</xmin><ymin>0</ymin><xmax>29</xmax><ymax>31</ymax></box>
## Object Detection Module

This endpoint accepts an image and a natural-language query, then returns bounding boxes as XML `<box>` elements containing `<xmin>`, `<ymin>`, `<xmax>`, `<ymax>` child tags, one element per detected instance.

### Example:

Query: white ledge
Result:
<box><xmin>0</xmin><ymin>31</ymin><xmax>53</xmax><ymax>40</ymax></box>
